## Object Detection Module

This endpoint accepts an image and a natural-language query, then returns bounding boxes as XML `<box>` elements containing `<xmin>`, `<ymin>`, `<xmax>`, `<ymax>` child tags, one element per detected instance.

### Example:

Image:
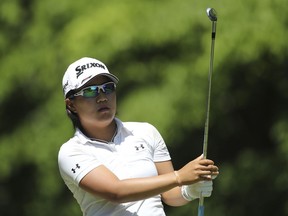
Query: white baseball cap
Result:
<box><xmin>62</xmin><ymin>57</ymin><xmax>119</xmax><ymax>98</ymax></box>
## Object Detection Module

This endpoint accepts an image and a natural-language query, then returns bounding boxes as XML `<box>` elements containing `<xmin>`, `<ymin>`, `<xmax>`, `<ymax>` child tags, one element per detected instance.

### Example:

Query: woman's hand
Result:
<box><xmin>176</xmin><ymin>155</ymin><xmax>219</xmax><ymax>185</ymax></box>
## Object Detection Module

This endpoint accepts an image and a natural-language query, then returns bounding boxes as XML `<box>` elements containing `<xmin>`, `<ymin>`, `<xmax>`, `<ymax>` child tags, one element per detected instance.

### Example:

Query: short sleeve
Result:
<box><xmin>147</xmin><ymin>124</ymin><xmax>171</xmax><ymax>162</ymax></box>
<box><xmin>58</xmin><ymin>142</ymin><xmax>102</xmax><ymax>185</ymax></box>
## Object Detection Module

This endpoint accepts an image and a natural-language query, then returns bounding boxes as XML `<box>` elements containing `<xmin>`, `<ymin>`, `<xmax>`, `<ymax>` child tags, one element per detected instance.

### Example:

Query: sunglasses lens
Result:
<box><xmin>103</xmin><ymin>83</ymin><xmax>116</xmax><ymax>94</ymax></box>
<box><xmin>75</xmin><ymin>82</ymin><xmax>116</xmax><ymax>98</ymax></box>
<box><xmin>83</xmin><ymin>86</ymin><xmax>99</xmax><ymax>98</ymax></box>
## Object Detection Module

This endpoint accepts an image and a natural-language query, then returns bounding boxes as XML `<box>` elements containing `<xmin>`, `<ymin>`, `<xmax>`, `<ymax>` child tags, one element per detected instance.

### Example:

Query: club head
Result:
<box><xmin>206</xmin><ymin>8</ymin><xmax>217</xmax><ymax>22</ymax></box>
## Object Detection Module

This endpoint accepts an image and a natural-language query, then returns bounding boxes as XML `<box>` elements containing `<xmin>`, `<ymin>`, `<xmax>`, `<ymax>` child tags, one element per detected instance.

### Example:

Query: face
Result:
<box><xmin>66</xmin><ymin>75</ymin><xmax>117</xmax><ymax>128</ymax></box>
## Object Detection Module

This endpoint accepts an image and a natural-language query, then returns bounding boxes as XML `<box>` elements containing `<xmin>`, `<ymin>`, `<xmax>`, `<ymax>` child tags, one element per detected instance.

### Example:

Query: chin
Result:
<box><xmin>97</xmin><ymin>114</ymin><xmax>115</xmax><ymax>125</ymax></box>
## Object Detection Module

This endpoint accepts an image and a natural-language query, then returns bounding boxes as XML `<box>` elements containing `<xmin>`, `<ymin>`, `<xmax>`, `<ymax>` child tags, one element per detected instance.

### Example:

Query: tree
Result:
<box><xmin>0</xmin><ymin>0</ymin><xmax>287</xmax><ymax>215</ymax></box>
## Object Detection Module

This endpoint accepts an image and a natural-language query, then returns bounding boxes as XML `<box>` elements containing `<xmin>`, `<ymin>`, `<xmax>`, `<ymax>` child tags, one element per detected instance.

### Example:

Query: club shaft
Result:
<box><xmin>202</xmin><ymin>21</ymin><xmax>216</xmax><ymax>158</ymax></box>
<box><xmin>198</xmin><ymin>20</ymin><xmax>216</xmax><ymax>216</ymax></box>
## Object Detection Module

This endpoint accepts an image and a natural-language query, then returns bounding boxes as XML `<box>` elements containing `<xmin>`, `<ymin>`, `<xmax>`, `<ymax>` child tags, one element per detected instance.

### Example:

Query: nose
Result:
<box><xmin>96</xmin><ymin>91</ymin><xmax>108</xmax><ymax>103</ymax></box>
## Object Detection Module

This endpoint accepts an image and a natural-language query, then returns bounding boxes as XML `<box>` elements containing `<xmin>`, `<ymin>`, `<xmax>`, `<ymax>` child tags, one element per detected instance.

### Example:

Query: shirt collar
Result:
<box><xmin>74</xmin><ymin>118</ymin><xmax>123</xmax><ymax>144</ymax></box>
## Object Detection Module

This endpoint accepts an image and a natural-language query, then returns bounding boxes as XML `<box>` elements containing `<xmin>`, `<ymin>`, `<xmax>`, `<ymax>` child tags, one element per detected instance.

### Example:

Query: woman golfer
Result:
<box><xmin>58</xmin><ymin>57</ymin><xmax>219</xmax><ymax>216</ymax></box>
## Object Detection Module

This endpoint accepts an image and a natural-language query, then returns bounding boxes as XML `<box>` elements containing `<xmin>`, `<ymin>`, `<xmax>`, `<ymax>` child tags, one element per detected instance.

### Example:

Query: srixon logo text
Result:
<box><xmin>76</xmin><ymin>62</ymin><xmax>105</xmax><ymax>78</ymax></box>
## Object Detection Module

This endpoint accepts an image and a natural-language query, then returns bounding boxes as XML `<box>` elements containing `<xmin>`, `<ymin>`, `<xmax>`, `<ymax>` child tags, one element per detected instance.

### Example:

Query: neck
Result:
<box><xmin>81</xmin><ymin>119</ymin><xmax>117</xmax><ymax>142</ymax></box>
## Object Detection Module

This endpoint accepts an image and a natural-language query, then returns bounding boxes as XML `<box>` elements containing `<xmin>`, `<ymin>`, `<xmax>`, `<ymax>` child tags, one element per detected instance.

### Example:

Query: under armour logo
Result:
<box><xmin>71</xmin><ymin>164</ymin><xmax>80</xmax><ymax>173</ymax></box>
<box><xmin>135</xmin><ymin>144</ymin><xmax>145</xmax><ymax>151</ymax></box>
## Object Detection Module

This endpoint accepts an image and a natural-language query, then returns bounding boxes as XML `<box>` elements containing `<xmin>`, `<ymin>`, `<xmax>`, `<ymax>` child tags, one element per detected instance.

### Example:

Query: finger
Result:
<box><xmin>201</xmin><ymin>182</ymin><xmax>213</xmax><ymax>197</ymax></box>
<box><xmin>200</xmin><ymin>175</ymin><xmax>212</xmax><ymax>179</ymax></box>
<box><xmin>196</xmin><ymin>154</ymin><xmax>204</xmax><ymax>160</ymax></box>
<box><xmin>197</xmin><ymin>164</ymin><xmax>217</xmax><ymax>171</ymax></box>
<box><xmin>209</xmin><ymin>170</ymin><xmax>218</xmax><ymax>178</ymax></box>
<box><xmin>202</xmin><ymin>166</ymin><xmax>219</xmax><ymax>177</ymax></box>
<box><xmin>199</xmin><ymin>172</ymin><xmax>213</xmax><ymax>180</ymax></box>
<box><xmin>204</xmin><ymin>165</ymin><xmax>219</xmax><ymax>172</ymax></box>
<box><xmin>199</xmin><ymin>159</ymin><xmax>215</xmax><ymax>166</ymax></box>
<box><xmin>195</xmin><ymin>181</ymin><xmax>213</xmax><ymax>192</ymax></box>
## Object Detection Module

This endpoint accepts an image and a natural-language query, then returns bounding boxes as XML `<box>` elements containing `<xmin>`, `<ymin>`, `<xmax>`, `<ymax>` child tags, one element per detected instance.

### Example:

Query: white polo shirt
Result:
<box><xmin>58</xmin><ymin>118</ymin><xmax>171</xmax><ymax>216</ymax></box>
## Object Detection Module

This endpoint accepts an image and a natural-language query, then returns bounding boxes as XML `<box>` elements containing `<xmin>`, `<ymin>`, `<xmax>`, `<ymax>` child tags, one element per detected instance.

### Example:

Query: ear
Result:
<box><xmin>65</xmin><ymin>98</ymin><xmax>77</xmax><ymax>113</ymax></box>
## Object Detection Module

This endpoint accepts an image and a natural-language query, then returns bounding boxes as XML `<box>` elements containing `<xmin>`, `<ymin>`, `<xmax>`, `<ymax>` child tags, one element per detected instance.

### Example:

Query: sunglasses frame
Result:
<box><xmin>72</xmin><ymin>82</ymin><xmax>116</xmax><ymax>98</ymax></box>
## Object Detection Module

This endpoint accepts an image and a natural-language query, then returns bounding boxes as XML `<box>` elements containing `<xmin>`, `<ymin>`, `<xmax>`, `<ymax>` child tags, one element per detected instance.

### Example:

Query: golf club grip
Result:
<box><xmin>198</xmin><ymin>194</ymin><xmax>204</xmax><ymax>216</ymax></box>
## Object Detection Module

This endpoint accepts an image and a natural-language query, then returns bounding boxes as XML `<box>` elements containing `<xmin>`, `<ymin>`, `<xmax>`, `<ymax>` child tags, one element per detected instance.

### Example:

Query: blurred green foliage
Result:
<box><xmin>0</xmin><ymin>0</ymin><xmax>287</xmax><ymax>215</ymax></box>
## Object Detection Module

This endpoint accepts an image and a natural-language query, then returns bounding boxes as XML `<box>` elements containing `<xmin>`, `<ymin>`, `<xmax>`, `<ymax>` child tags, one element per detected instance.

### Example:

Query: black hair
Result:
<box><xmin>65</xmin><ymin>89</ymin><xmax>83</xmax><ymax>129</ymax></box>
<box><xmin>66</xmin><ymin>105</ymin><xmax>82</xmax><ymax>129</ymax></box>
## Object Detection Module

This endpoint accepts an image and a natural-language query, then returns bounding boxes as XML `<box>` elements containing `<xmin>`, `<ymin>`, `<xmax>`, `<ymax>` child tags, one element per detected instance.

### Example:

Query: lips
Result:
<box><xmin>98</xmin><ymin>105</ymin><xmax>110</xmax><ymax>112</ymax></box>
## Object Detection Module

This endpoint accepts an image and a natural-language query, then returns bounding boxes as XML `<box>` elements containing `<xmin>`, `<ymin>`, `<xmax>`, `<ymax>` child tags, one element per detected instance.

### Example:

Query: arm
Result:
<box><xmin>79</xmin><ymin>155</ymin><xmax>218</xmax><ymax>204</ymax></box>
<box><xmin>155</xmin><ymin>160</ymin><xmax>190</xmax><ymax>206</ymax></box>
<box><xmin>79</xmin><ymin>164</ymin><xmax>178</xmax><ymax>203</ymax></box>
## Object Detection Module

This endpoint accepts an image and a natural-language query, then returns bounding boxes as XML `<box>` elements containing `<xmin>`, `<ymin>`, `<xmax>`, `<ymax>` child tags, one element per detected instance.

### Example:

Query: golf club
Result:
<box><xmin>198</xmin><ymin>7</ymin><xmax>217</xmax><ymax>216</ymax></box>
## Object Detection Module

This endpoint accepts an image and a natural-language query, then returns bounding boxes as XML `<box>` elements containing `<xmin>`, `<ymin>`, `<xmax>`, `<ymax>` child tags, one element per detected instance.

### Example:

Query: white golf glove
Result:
<box><xmin>181</xmin><ymin>181</ymin><xmax>213</xmax><ymax>201</ymax></box>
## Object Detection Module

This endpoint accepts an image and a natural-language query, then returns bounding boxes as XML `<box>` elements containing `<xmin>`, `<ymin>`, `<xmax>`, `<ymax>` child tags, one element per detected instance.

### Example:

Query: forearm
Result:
<box><xmin>161</xmin><ymin>186</ymin><xmax>190</xmax><ymax>206</ymax></box>
<box><xmin>111</xmin><ymin>172</ymin><xmax>179</xmax><ymax>203</ymax></box>
<box><xmin>80</xmin><ymin>157</ymin><xmax>218</xmax><ymax>204</ymax></box>
<box><xmin>80</xmin><ymin>166</ymin><xmax>180</xmax><ymax>204</ymax></box>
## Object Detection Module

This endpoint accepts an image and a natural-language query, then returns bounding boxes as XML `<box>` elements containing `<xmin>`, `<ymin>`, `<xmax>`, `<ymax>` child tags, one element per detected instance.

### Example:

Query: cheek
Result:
<box><xmin>75</xmin><ymin>96</ymin><xmax>117</xmax><ymax>115</ymax></box>
<box><xmin>111</xmin><ymin>95</ymin><xmax>117</xmax><ymax>106</ymax></box>
<box><xmin>73</xmin><ymin>99</ymin><xmax>95</xmax><ymax>115</ymax></box>
<box><xmin>107</xmin><ymin>93</ymin><xmax>117</xmax><ymax>105</ymax></box>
